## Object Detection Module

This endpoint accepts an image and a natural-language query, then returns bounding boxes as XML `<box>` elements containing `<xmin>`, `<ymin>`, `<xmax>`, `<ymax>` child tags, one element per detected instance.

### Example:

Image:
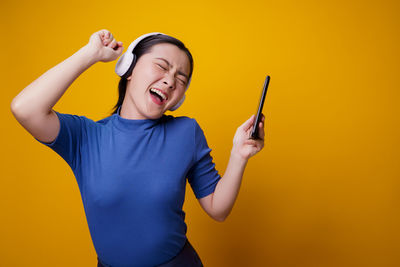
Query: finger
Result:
<box><xmin>102</xmin><ymin>35</ymin><xmax>108</xmax><ymax>45</ymax></box>
<box><xmin>99</xmin><ymin>29</ymin><xmax>107</xmax><ymax>36</ymax></box>
<box><xmin>104</xmin><ymin>35</ymin><xmax>114</xmax><ymax>45</ymax></box>
<box><xmin>105</xmin><ymin>39</ymin><xmax>116</xmax><ymax>48</ymax></box>
<box><xmin>244</xmin><ymin>139</ymin><xmax>258</xmax><ymax>146</ymax></box>
<box><xmin>100</xmin><ymin>29</ymin><xmax>110</xmax><ymax>41</ymax></box>
<box><xmin>245</xmin><ymin>140</ymin><xmax>264</xmax><ymax>152</ymax></box>
<box><xmin>107</xmin><ymin>38</ymin><xmax>117</xmax><ymax>48</ymax></box>
<box><xmin>258</xmin><ymin>121</ymin><xmax>265</xmax><ymax>139</ymax></box>
<box><xmin>98</xmin><ymin>30</ymin><xmax>107</xmax><ymax>42</ymax></box>
<box><xmin>113</xmin><ymin>41</ymin><xmax>124</xmax><ymax>50</ymax></box>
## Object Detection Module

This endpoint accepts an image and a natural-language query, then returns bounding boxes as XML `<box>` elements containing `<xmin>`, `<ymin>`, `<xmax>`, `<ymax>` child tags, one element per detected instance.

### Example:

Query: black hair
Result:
<box><xmin>109</xmin><ymin>34</ymin><xmax>194</xmax><ymax>115</ymax></box>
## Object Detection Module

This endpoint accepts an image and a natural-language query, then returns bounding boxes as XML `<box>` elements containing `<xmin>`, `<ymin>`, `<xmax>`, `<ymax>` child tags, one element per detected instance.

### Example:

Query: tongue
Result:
<box><xmin>150</xmin><ymin>91</ymin><xmax>164</xmax><ymax>103</ymax></box>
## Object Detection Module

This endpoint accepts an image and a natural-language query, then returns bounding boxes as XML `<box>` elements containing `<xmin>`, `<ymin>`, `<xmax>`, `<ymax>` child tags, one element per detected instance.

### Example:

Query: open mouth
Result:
<box><xmin>149</xmin><ymin>88</ymin><xmax>167</xmax><ymax>105</ymax></box>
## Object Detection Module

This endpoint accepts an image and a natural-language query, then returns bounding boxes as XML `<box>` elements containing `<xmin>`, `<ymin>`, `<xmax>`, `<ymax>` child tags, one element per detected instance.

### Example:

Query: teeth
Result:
<box><xmin>150</xmin><ymin>88</ymin><xmax>167</xmax><ymax>100</ymax></box>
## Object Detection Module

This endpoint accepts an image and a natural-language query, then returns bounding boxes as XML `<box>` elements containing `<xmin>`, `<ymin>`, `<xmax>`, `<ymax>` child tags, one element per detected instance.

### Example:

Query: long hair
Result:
<box><xmin>109</xmin><ymin>34</ymin><xmax>194</xmax><ymax>115</ymax></box>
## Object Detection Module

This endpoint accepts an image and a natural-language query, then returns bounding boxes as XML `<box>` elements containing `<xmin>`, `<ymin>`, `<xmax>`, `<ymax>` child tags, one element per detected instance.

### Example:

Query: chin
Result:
<box><xmin>151</xmin><ymin>114</ymin><xmax>164</xmax><ymax>119</ymax></box>
<box><xmin>145</xmin><ymin>109</ymin><xmax>166</xmax><ymax>119</ymax></box>
<box><xmin>147</xmin><ymin>102</ymin><xmax>174</xmax><ymax>119</ymax></box>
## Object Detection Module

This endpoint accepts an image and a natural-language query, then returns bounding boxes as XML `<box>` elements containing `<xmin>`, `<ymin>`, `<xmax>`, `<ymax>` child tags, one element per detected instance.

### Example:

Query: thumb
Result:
<box><xmin>240</xmin><ymin>115</ymin><xmax>255</xmax><ymax>131</ymax></box>
<box><xmin>113</xmin><ymin>43</ymin><xmax>124</xmax><ymax>55</ymax></box>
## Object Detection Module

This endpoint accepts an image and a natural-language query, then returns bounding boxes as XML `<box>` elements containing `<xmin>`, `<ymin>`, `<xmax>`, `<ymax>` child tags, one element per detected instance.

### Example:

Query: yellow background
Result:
<box><xmin>1</xmin><ymin>0</ymin><xmax>399</xmax><ymax>266</ymax></box>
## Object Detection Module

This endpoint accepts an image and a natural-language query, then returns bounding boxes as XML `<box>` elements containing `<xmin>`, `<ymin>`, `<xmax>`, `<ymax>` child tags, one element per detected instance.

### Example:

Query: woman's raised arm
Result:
<box><xmin>10</xmin><ymin>29</ymin><xmax>123</xmax><ymax>143</ymax></box>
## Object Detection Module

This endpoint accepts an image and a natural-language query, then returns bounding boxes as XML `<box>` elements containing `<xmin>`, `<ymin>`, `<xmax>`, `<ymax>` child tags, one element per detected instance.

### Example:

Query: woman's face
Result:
<box><xmin>124</xmin><ymin>43</ymin><xmax>191</xmax><ymax>119</ymax></box>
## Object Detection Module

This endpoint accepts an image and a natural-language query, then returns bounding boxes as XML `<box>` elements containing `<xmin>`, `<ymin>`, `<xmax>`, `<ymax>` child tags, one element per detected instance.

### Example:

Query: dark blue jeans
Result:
<box><xmin>97</xmin><ymin>238</ymin><xmax>204</xmax><ymax>267</ymax></box>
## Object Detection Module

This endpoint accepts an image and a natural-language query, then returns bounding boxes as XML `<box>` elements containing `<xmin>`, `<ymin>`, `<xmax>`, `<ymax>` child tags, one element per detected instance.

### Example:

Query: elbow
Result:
<box><xmin>10</xmin><ymin>98</ymin><xmax>18</xmax><ymax>115</ymax></box>
<box><xmin>213</xmin><ymin>213</ymin><xmax>228</xmax><ymax>222</ymax></box>
<box><xmin>11</xmin><ymin>97</ymin><xmax>50</xmax><ymax>121</ymax></box>
<box><xmin>215</xmin><ymin>217</ymin><xmax>226</xmax><ymax>222</ymax></box>
<box><xmin>10</xmin><ymin>98</ymin><xmax>22</xmax><ymax>120</ymax></box>
<box><xmin>10</xmin><ymin>98</ymin><xmax>26</xmax><ymax>119</ymax></box>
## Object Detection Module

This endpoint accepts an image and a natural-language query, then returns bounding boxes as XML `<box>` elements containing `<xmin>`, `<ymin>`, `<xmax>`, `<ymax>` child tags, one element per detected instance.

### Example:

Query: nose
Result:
<box><xmin>163</xmin><ymin>73</ymin><xmax>176</xmax><ymax>90</ymax></box>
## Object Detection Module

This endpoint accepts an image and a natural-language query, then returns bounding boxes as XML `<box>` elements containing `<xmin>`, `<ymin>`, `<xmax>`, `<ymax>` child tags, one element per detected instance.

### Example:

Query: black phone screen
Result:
<box><xmin>250</xmin><ymin>75</ymin><xmax>270</xmax><ymax>139</ymax></box>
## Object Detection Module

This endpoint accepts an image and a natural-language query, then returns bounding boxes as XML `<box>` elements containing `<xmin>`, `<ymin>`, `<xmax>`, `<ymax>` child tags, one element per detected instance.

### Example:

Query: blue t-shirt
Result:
<box><xmin>35</xmin><ymin>106</ymin><xmax>221</xmax><ymax>267</ymax></box>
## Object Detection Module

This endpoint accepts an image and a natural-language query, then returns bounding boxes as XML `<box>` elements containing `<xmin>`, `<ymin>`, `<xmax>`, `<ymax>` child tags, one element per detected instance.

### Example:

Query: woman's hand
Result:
<box><xmin>84</xmin><ymin>29</ymin><xmax>124</xmax><ymax>63</ymax></box>
<box><xmin>231</xmin><ymin>114</ymin><xmax>265</xmax><ymax>161</ymax></box>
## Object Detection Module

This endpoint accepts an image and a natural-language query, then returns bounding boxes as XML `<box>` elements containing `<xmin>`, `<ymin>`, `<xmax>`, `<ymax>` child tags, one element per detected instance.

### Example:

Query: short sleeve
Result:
<box><xmin>34</xmin><ymin>110</ymin><xmax>85</xmax><ymax>171</ymax></box>
<box><xmin>187</xmin><ymin>119</ymin><xmax>221</xmax><ymax>199</ymax></box>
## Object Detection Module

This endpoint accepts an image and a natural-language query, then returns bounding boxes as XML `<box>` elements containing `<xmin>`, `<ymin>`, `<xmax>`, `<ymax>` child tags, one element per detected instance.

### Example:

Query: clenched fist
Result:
<box><xmin>84</xmin><ymin>29</ymin><xmax>124</xmax><ymax>63</ymax></box>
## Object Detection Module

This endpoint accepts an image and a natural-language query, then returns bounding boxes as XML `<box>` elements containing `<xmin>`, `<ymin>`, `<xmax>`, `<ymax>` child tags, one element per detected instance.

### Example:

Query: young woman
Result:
<box><xmin>11</xmin><ymin>29</ymin><xmax>265</xmax><ymax>267</ymax></box>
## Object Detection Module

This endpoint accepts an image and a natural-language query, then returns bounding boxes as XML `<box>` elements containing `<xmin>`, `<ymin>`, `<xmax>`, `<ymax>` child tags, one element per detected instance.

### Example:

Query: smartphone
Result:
<box><xmin>250</xmin><ymin>75</ymin><xmax>270</xmax><ymax>139</ymax></box>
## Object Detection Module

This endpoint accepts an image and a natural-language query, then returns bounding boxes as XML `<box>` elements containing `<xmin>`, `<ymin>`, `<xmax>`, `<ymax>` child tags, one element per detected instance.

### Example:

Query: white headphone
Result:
<box><xmin>115</xmin><ymin>32</ymin><xmax>191</xmax><ymax>111</ymax></box>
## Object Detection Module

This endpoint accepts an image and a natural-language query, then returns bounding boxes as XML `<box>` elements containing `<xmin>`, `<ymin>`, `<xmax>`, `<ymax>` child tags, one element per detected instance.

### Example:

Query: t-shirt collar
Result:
<box><xmin>112</xmin><ymin>105</ymin><xmax>164</xmax><ymax>132</ymax></box>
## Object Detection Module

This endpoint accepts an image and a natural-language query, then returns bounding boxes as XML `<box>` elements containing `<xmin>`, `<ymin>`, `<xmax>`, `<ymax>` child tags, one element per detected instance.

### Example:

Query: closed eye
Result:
<box><xmin>157</xmin><ymin>64</ymin><xmax>186</xmax><ymax>85</ymax></box>
<box><xmin>157</xmin><ymin>64</ymin><xmax>167</xmax><ymax>70</ymax></box>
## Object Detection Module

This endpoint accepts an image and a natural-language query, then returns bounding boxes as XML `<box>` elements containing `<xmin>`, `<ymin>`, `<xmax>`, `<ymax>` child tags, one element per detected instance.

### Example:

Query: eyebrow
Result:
<box><xmin>155</xmin><ymin>57</ymin><xmax>189</xmax><ymax>80</ymax></box>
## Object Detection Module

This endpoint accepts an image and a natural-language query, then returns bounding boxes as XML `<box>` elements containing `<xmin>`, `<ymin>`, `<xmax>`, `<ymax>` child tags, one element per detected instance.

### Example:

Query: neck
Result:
<box><xmin>119</xmin><ymin>99</ymin><xmax>163</xmax><ymax>120</ymax></box>
<box><xmin>120</xmin><ymin>102</ymin><xmax>146</xmax><ymax>120</ymax></box>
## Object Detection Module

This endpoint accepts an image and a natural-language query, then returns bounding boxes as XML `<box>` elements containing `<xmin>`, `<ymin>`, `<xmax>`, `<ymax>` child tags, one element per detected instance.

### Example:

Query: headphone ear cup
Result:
<box><xmin>123</xmin><ymin>54</ymin><xmax>137</xmax><ymax>79</ymax></box>
<box><xmin>169</xmin><ymin>94</ymin><xmax>185</xmax><ymax>111</ymax></box>
<box><xmin>115</xmin><ymin>52</ymin><xmax>136</xmax><ymax>77</ymax></box>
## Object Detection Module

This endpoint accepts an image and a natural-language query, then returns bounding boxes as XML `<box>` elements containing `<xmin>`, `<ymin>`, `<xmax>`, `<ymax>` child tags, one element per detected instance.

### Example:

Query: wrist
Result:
<box><xmin>230</xmin><ymin>148</ymin><xmax>249</xmax><ymax>163</ymax></box>
<box><xmin>78</xmin><ymin>45</ymin><xmax>99</xmax><ymax>66</ymax></box>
